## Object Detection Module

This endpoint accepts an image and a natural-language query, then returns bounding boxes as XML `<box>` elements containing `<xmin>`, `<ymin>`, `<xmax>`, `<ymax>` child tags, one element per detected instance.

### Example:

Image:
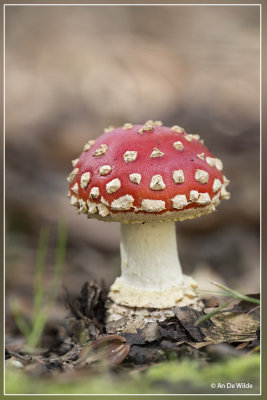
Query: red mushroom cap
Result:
<box><xmin>67</xmin><ymin>121</ymin><xmax>230</xmax><ymax>223</ymax></box>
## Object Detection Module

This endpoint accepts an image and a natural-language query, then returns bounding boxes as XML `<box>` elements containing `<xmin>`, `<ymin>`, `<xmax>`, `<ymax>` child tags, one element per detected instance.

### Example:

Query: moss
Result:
<box><xmin>146</xmin><ymin>354</ymin><xmax>260</xmax><ymax>394</ymax></box>
<box><xmin>5</xmin><ymin>354</ymin><xmax>260</xmax><ymax>395</ymax></box>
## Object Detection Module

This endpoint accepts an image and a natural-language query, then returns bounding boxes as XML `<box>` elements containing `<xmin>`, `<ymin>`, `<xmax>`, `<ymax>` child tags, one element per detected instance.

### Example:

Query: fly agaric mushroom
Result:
<box><xmin>67</xmin><ymin>121</ymin><xmax>230</xmax><ymax>321</ymax></box>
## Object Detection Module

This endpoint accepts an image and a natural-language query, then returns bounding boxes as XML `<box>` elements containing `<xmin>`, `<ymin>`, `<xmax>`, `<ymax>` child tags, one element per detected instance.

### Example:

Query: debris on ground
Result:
<box><xmin>5</xmin><ymin>281</ymin><xmax>260</xmax><ymax>379</ymax></box>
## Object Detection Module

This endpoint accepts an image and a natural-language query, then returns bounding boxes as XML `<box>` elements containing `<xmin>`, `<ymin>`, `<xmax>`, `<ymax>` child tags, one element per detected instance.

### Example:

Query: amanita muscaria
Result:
<box><xmin>67</xmin><ymin>121</ymin><xmax>230</xmax><ymax>321</ymax></box>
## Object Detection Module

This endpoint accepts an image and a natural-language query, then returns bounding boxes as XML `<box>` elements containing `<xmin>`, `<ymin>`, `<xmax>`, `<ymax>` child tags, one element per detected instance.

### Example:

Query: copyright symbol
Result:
<box><xmin>211</xmin><ymin>383</ymin><xmax>216</xmax><ymax>388</ymax></box>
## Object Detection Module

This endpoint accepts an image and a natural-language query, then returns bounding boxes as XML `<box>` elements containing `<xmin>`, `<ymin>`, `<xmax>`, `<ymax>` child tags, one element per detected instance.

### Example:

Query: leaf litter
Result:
<box><xmin>5</xmin><ymin>280</ymin><xmax>260</xmax><ymax>379</ymax></box>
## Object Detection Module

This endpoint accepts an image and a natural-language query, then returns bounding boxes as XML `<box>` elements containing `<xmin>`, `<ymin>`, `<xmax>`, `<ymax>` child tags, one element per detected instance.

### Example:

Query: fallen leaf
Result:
<box><xmin>64</xmin><ymin>281</ymin><xmax>108</xmax><ymax>343</ymax></box>
<box><xmin>220</xmin><ymin>294</ymin><xmax>260</xmax><ymax>317</ymax></box>
<box><xmin>189</xmin><ymin>310</ymin><xmax>259</xmax><ymax>349</ymax></box>
<box><xmin>174</xmin><ymin>307</ymin><xmax>211</xmax><ymax>342</ymax></box>
<box><xmin>75</xmin><ymin>335</ymin><xmax>130</xmax><ymax>367</ymax></box>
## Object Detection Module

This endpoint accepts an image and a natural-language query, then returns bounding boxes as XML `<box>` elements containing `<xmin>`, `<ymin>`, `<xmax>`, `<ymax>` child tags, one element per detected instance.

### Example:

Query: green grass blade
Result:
<box><xmin>196</xmin><ymin>282</ymin><xmax>260</xmax><ymax>326</ymax></box>
<box><xmin>26</xmin><ymin>308</ymin><xmax>50</xmax><ymax>348</ymax></box>
<box><xmin>9</xmin><ymin>298</ymin><xmax>31</xmax><ymax>338</ymax></box>
<box><xmin>196</xmin><ymin>289</ymin><xmax>236</xmax><ymax>297</ymax></box>
<box><xmin>47</xmin><ymin>220</ymin><xmax>67</xmax><ymax>305</ymax></box>
<box><xmin>209</xmin><ymin>281</ymin><xmax>260</xmax><ymax>305</ymax></box>
<box><xmin>27</xmin><ymin>221</ymin><xmax>67</xmax><ymax>348</ymax></box>
<box><xmin>10</xmin><ymin>223</ymin><xmax>67</xmax><ymax>349</ymax></box>
<box><xmin>32</xmin><ymin>227</ymin><xmax>50</xmax><ymax>322</ymax></box>
<box><xmin>195</xmin><ymin>300</ymin><xmax>233</xmax><ymax>326</ymax></box>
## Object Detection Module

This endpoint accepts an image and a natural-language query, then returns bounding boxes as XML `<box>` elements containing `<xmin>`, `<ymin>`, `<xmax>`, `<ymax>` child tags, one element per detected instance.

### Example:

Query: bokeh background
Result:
<box><xmin>5</xmin><ymin>5</ymin><xmax>260</xmax><ymax>325</ymax></box>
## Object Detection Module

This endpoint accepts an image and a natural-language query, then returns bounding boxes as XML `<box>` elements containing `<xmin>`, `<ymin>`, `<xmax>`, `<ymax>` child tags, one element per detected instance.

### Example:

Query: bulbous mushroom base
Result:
<box><xmin>106</xmin><ymin>275</ymin><xmax>203</xmax><ymax>322</ymax></box>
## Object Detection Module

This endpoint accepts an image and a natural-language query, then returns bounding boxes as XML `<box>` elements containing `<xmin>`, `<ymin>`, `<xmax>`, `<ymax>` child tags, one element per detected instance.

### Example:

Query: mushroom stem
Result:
<box><xmin>109</xmin><ymin>221</ymin><xmax>198</xmax><ymax>310</ymax></box>
<box><xmin>120</xmin><ymin>221</ymin><xmax>183</xmax><ymax>290</ymax></box>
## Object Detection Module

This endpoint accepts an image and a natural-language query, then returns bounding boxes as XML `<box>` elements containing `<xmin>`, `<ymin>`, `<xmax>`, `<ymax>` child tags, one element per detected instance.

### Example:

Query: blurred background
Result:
<box><xmin>5</xmin><ymin>5</ymin><xmax>260</xmax><ymax>326</ymax></box>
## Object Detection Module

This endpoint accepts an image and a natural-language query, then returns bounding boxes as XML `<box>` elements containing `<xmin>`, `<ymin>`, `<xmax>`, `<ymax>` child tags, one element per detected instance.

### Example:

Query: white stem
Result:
<box><xmin>120</xmin><ymin>221</ymin><xmax>183</xmax><ymax>291</ymax></box>
<box><xmin>109</xmin><ymin>221</ymin><xmax>198</xmax><ymax>309</ymax></box>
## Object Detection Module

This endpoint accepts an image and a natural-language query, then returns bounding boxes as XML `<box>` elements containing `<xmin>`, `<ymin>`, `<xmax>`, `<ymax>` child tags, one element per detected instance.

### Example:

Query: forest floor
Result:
<box><xmin>5</xmin><ymin>281</ymin><xmax>260</xmax><ymax>395</ymax></box>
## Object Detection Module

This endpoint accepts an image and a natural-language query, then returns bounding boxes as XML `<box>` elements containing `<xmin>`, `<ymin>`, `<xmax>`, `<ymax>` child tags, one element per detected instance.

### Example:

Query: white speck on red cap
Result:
<box><xmin>171</xmin><ymin>125</ymin><xmax>184</xmax><ymax>133</ymax></box>
<box><xmin>150</xmin><ymin>175</ymin><xmax>166</xmax><ymax>191</ymax></box>
<box><xmin>129</xmin><ymin>173</ymin><xmax>141</xmax><ymax>184</ymax></box>
<box><xmin>213</xmin><ymin>178</ymin><xmax>222</xmax><ymax>193</ymax></box>
<box><xmin>71</xmin><ymin>182</ymin><xmax>79</xmax><ymax>195</ymax></box>
<box><xmin>70</xmin><ymin>195</ymin><xmax>79</xmax><ymax>207</ymax></box>
<box><xmin>172</xmin><ymin>195</ymin><xmax>188</xmax><ymax>209</ymax></box>
<box><xmin>123</xmin><ymin>123</ymin><xmax>133</xmax><ymax>130</ymax></box>
<box><xmin>83</xmin><ymin>140</ymin><xmax>95</xmax><ymax>152</ymax></box>
<box><xmin>93</xmin><ymin>144</ymin><xmax>108</xmax><ymax>157</ymax></box>
<box><xmin>145</xmin><ymin>120</ymin><xmax>163</xmax><ymax>126</ymax></box>
<box><xmin>104</xmin><ymin>126</ymin><xmax>114</xmax><ymax>133</ymax></box>
<box><xmin>138</xmin><ymin>124</ymin><xmax>154</xmax><ymax>134</ymax></box>
<box><xmin>223</xmin><ymin>175</ymin><xmax>230</xmax><ymax>186</ymax></box>
<box><xmin>78</xmin><ymin>199</ymin><xmax>88</xmax><ymax>214</ymax></box>
<box><xmin>215</xmin><ymin>158</ymin><xmax>223</xmax><ymax>171</ymax></box>
<box><xmin>98</xmin><ymin>203</ymin><xmax>110</xmax><ymax>217</ymax></box>
<box><xmin>87</xmin><ymin>200</ymin><xmax>97</xmax><ymax>214</ymax></box>
<box><xmin>123</xmin><ymin>151</ymin><xmax>137</xmax><ymax>163</ymax></box>
<box><xmin>190</xmin><ymin>190</ymin><xmax>199</xmax><ymax>202</ymax></box>
<box><xmin>190</xmin><ymin>134</ymin><xmax>200</xmax><ymax>141</ymax></box>
<box><xmin>67</xmin><ymin>168</ymin><xmax>79</xmax><ymax>183</ymax></box>
<box><xmin>106</xmin><ymin>178</ymin><xmax>121</xmax><ymax>194</ymax></box>
<box><xmin>80</xmin><ymin>172</ymin><xmax>91</xmax><ymax>189</ymax></box>
<box><xmin>206</xmin><ymin>157</ymin><xmax>223</xmax><ymax>171</ymax></box>
<box><xmin>100</xmin><ymin>165</ymin><xmax>112</xmax><ymax>175</ymax></box>
<box><xmin>90</xmin><ymin>187</ymin><xmax>100</xmax><ymax>199</ymax></box>
<box><xmin>195</xmin><ymin>169</ymin><xmax>209</xmax><ymax>184</ymax></box>
<box><xmin>141</xmin><ymin>199</ymin><xmax>165</xmax><ymax>212</ymax></box>
<box><xmin>173</xmin><ymin>141</ymin><xmax>184</xmax><ymax>151</ymax></box>
<box><xmin>220</xmin><ymin>186</ymin><xmax>230</xmax><ymax>200</ymax></box>
<box><xmin>71</xmin><ymin>158</ymin><xmax>79</xmax><ymax>167</ymax></box>
<box><xmin>196</xmin><ymin>193</ymin><xmax>211</xmax><ymax>205</ymax></box>
<box><xmin>173</xmin><ymin>170</ymin><xmax>184</xmax><ymax>184</ymax></box>
<box><xmin>184</xmin><ymin>135</ymin><xmax>193</xmax><ymax>142</ymax></box>
<box><xmin>197</xmin><ymin>153</ymin><xmax>205</xmax><ymax>160</ymax></box>
<box><xmin>100</xmin><ymin>196</ymin><xmax>109</xmax><ymax>206</ymax></box>
<box><xmin>150</xmin><ymin>148</ymin><xmax>164</xmax><ymax>158</ymax></box>
<box><xmin>111</xmin><ymin>195</ymin><xmax>134</xmax><ymax>210</ymax></box>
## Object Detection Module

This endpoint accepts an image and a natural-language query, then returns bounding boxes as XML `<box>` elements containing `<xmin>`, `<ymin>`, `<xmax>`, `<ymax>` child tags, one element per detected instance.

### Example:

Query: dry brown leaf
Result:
<box><xmin>189</xmin><ymin>310</ymin><xmax>259</xmax><ymax>349</ymax></box>
<box><xmin>75</xmin><ymin>335</ymin><xmax>130</xmax><ymax>367</ymax></box>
